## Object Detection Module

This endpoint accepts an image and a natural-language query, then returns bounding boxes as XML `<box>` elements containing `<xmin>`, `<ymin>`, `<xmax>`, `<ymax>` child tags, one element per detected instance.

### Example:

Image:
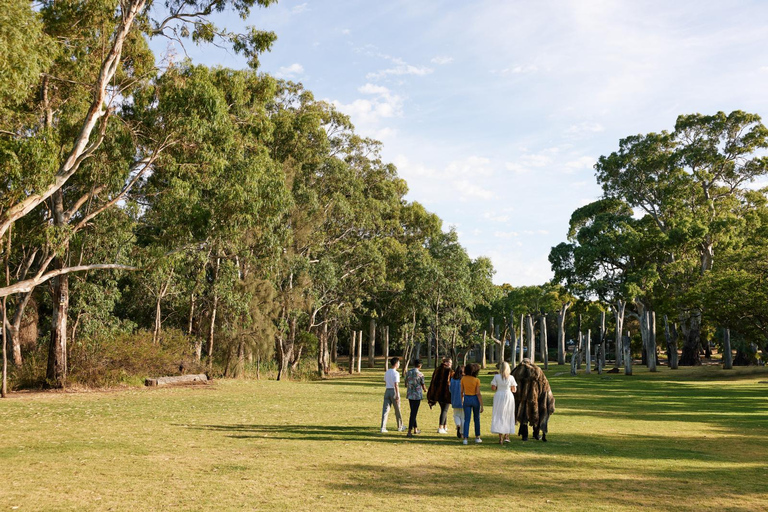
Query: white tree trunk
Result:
<box><xmin>723</xmin><ymin>328</ymin><xmax>733</xmax><ymax>369</ymax></box>
<box><xmin>368</xmin><ymin>318</ymin><xmax>376</xmax><ymax>368</ymax></box>
<box><xmin>481</xmin><ymin>331</ymin><xmax>487</xmax><ymax>369</ymax></box>
<box><xmin>349</xmin><ymin>331</ymin><xmax>355</xmax><ymax>374</ymax></box>
<box><xmin>540</xmin><ymin>314</ymin><xmax>548</xmax><ymax>369</ymax></box>
<box><xmin>557</xmin><ymin>303</ymin><xmax>571</xmax><ymax>365</ymax></box>
<box><xmin>623</xmin><ymin>331</ymin><xmax>632</xmax><ymax>376</ymax></box>
<box><xmin>613</xmin><ymin>300</ymin><xmax>626</xmax><ymax>368</ymax></box>
<box><xmin>356</xmin><ymin>330</ymin><xmax>363</xmax><ymax>373</ymax></box>
<box><xmin>526</xmin><ymin>314</ymin><xmax>535</xmax><ymax>364</ymax></box>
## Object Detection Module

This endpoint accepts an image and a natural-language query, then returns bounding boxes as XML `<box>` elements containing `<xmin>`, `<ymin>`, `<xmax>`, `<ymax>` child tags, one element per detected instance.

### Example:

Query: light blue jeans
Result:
<box><xmin>381</xmin><ymin>388</ymin><xmax>403</xmax><ymax>430</ymax></box>
<box><xmin>463</xmin><ymin>395</ymin><xmax>480</xmax><ymax>438</ymax></box>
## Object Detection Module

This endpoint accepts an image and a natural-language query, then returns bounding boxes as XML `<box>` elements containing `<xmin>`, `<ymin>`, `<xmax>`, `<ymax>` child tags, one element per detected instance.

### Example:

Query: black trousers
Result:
<box><xmin>408</xmin><ymin>399</ymin><xmax>421</xmax><ymax>430</ymax></box>
<box><xmin>439</xmin><ymin>402</ymin><xmax>450</xmax><ymax>425</ymax></box>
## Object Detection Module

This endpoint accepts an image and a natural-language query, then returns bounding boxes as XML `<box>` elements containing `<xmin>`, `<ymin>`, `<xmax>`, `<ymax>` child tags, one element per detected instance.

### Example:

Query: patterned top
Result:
<box><xmin>405</xmin><ymin>368</ymin><xmax>426</xmax><ymax>400</ymax></box>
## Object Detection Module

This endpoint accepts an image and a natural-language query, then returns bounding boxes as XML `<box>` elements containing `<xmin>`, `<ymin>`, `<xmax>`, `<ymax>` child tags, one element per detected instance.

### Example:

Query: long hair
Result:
<box><xmin>452</xmin><ymin>366</ymin><xmax>464</xmax><ymax>380</ymax></box>
<box><xmin>499</xmin><ymin>361</ymin><xmax>511</xmax><ymax>379</ymax></box>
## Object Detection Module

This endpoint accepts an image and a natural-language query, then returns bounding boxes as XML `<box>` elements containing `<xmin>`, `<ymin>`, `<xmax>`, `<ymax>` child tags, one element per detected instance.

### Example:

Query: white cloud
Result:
<box><xmin>493</xmin><ymin>231</ymin><xmax>519</xmax><ymax>239</ymax></box>
<box><xmin>291</xmin><ymin>3</ymin><xmax>308</xmax><ymax>14</ymax></box>
<box><xmin>341</xmin><ymin>28</ymin><xmax>351</xmax><ymax>35</ymax></box>
<box><xmin>483</xmin><ymin>211</ymin><xmax>510</xmax><ymax>223</ymax></box>
<box><xmin>431</xmin><ymin>56</ymin><xmax>454</xmax><ymax>65</ymax></box>
<box><xmin>454</xmin><ymin>180</ymin><xmax>495</xmax><ymax>201</ymax></box>
<box><xmin>563</xmin><ymin>156</ymin><xmax>596</xmax><ymax>174</ymax></box>
<box><xmin>367</xmin><ymin>56</ymin><xmax>433</xmax><ymax>80</ymax></box>
<box><xmin>565</xmin><ymin>121</ymin><xmax>605</xmax><ymax>135</ymax></box>
<box><xmin>493</xmin><ymin>64</ymin><xmax>539</xmax><ymax>75</ymax></box>
<box><xmin>446</xmin><ymin>155</ymin><xmax>493</xmax><ymax>178</ymax></box>
<box><xmin>330</xmin><ymin>83</ymin><xmax>404</xmax><ymax>128</ymax></box>
<box><xmin>275</xmin><ymin>63</ymin><xmax>304</xmax><ymax>79</ymax></box>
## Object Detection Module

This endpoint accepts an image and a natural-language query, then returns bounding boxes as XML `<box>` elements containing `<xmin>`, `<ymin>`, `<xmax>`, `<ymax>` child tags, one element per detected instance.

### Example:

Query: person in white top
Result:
<box><xmin>381</xmin><ymin>357</ymin><xmax>404</xmax><ymax>433</ymax></box>
<box><xmin>490</xmin><ymin>361</ymin><xmax>518</xmax><ymax>444</ymax></box>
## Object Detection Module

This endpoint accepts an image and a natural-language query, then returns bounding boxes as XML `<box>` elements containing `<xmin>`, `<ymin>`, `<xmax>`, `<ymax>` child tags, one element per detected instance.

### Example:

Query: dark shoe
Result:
<box><xmin>456</xmin><ymin>427</ymin><xmax>462</xmax><ymax>439</ymax></box>
<box><xmin>407</xmin><ymin>430</ymin><xmax>413</xmax><ymax>438</ymax></box>
<box><xmin>542</xmin><ymin>433</ymin><xmax>547</xmax><ymax>442</ymax></box>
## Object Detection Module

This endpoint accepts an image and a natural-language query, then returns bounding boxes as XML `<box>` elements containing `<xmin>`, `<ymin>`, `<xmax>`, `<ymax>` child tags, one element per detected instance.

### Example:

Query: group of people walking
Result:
<box><xmin>380</xmin><ymin>356</ymin><xmax>519</xmax><ymax>445</ymax></box>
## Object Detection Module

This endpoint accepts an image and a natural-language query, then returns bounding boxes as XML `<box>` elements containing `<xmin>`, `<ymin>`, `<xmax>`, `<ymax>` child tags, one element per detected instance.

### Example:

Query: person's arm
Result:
<box><xmin>477</xmin><ymin>380</ymin><xmax>484</xmax><ymax>413</ymax></box>
<box><xmin>394</xmin><ymin>381</ymin><xmax>400</xmax><ymax>401</ymax></box>
<box><xmin>460</xmin><ymin>380</ymin><xmax>465</xmax><ymax>405</ymax></box>
<box><xmin>421</xmin><ymin>375</ymin><xmax>427</xmax><ymax>393</ymax></box>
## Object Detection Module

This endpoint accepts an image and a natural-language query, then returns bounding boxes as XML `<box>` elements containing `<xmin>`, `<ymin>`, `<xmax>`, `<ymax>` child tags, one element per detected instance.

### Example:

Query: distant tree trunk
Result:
<box><xmin>664</xmin><ymin>315</ymin><xmax>678</xmax><ymax>369</ymax></box>
<box><xmin>348</xmin><ymin>331</ymin><xmax>355</xmax><ymax>374</ymax></box>
<box><xmin>599</xmin><ymin>311</ymin><xmax>606</xmax><ymax>370</ymax></box>
<box><xmin>680</xmin><ymin>311</ymin><xmax>702</xmax><ymax>366</ymax></box>
<box><xmin>526</xmin><ymin>314</ymin><xmax>535</xmax><ymax>364</ymax></box>
<box><xmin>585</xmin><ymin>329</ymin><xmax>591</xmax><ymax>374</ymax></box>
<box><xmin>540</xmin><ymin>314</ymin><xmax>548</xmax><ymax>369</ymax></box>
<box><xmin>236</xmin><ymin>338</ymin><xmax>246</xmax><ymax>378</ymax></box>
<box><xmin>613</xmin><ymin>300</ymin><xmax>626</xmax><ymax>368</ymax></box>
<box><xmin>153</xmin><ymin>272</ymin><xmax>173</xmax><ymax>345</ymax></box>
<box><xmin>207</xmin><ymin>257</ymin><xmax>221</xmax><ymax>369</ymax></box>
<box><xmin>510</xmin><ymin>328</ymin><xmax>517</xmax><ymax>366</ymax></box>
<box><xmin>481</xmin><ymin>331</ymin><xmax>487</xmax><ymax>369</ymax></box>
<box><xmin>9</xmin><ymin>291</ymin><xmax>34</xmax><ymax>367</ymax></box>
<box><xmin>384</xmin><ymin>325</ymin><xmax>389</xmax><ymax>363</ymax></box>
<box><xmin>317</xmin><ymin>320</ymin><xmax>329</xmax><ymax>377</ymax></box>
<box><xmin>557</xmin><ymin>303</ymin><xmax>571</xmax><ymax>365</ymax></box>
<box><xmin>356</xmin><ymin>330</ymin><xmax>363</xmax><ymax>373</ymax></box>
<box><xmin>368</xmin><ymin>318</ymin><xmax>376</xmax><ymax>368</ymax></box>
<box><xmin>623</xmin><ymin>332</ymin><xmax>632</xmax><ymax>376</ymax></box>
<box><xmin>427</xmin><ymin>330</ymin><xmax>433</xmax><ymax>367</ymax></box>
<box><xmin>2</xmin><ymin>296</ymin><xmax>7</xmax><ymax>397</ymax></box>
<box><xmin>330</xmin><ymin>323</ymin><xmax>338</xmax><ymax>364</ymax></box>
<box><xmin>722</xmin><ymin>328</ymin><xmax>733</xmax><ymax>369</ymax></box>
<box><xmin>570</xmin><ymin>341</ymin><xmax>577</xmax><ymax>376</ymax></box>
<box><xmin>47</xmin><ymin>272</ymin><xmax>68</xmax><ymax>388</ymax></box>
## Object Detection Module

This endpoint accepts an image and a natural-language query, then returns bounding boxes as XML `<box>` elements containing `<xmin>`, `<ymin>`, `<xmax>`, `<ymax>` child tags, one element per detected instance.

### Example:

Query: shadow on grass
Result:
<box><xmin>185</xmin><ymin>423</ymin><xmax>454</xmax><ymax>445</ymax></box>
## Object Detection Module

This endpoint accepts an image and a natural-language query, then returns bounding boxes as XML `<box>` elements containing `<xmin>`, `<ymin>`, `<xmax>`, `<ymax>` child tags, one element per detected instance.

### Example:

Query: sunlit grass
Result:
<box><xmin>2</xmin><ymin>364</ymin><xmax>767</xmax><ymax>511</ymax></box>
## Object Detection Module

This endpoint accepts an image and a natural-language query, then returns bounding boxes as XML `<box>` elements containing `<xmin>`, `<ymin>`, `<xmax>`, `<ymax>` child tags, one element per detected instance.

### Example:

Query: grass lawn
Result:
<box><xmin>2</xmin><ymin>364</ymin><xmax>767</xmax><ymax>511</ymax></box>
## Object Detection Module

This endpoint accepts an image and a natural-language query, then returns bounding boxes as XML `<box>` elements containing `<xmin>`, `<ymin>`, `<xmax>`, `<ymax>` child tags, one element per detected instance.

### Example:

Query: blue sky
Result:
<box><xmin>151</xmin><ymin>0</ymin><xmax>768</xmax><ymax>286</ymax></box>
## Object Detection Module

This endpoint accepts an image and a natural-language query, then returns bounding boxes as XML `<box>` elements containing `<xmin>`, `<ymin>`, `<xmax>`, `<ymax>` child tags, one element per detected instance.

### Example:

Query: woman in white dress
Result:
<box><xmin>490</xmin><ymin>361</ymin><xmax>518</xmax><ymax>444</ymax></box>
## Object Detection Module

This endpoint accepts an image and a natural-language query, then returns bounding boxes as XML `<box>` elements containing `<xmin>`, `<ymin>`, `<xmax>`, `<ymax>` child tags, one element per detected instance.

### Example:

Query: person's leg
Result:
<box><xmin>439</xmin><ymin>402</ymin><xmax>449</xmax><ymax>429</ymax></box>
<box><xmin>412</xmin><ymin>400</ymin><xmax>421</xmax><ymax>432</ymax></box>
<box><xmin>408</xmin><ymin>399</ymin><xmax>418</xmax><ymax>430</ymax></box>
<box><xmin>519</xmin><ymin>423</ymin><xmax>529</xmax><ymax>441</ymax></box>
<box><xmin>381</xmin><ymin>390</ymin><xmax>392</xmax><ymax>430</ymax></box>
<box><xmin>454</xmin><ymin>408</ymin><xmax>464</xmax><ymax>438</ymax></box>
<box><xmin>463</xmin><ymin>404</ymin><xmax>472</xmax><ymax>439</ymax></box>
<box><xmin>473</xmin><ymin>402</ymin><xmax>481</xmax><ymax>438</ymax></box>
<box><xmin>393</xmin><ymin>394</ymin><xmax>403</xmax><ymax>430</ymax></box>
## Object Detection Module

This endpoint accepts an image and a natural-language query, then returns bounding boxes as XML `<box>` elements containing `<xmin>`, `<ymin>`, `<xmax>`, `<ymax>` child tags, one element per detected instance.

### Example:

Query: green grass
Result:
<box><xmin>2</xmin><ymin>364</ymin><xmax>767</xmax><ymax>511</ymax></box>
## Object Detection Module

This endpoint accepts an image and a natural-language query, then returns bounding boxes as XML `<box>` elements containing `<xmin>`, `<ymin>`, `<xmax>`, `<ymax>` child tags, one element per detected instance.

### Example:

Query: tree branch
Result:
<box><xmin>0</xmin><ymin>264</ymin><xmax>139</xmax><ymax>298</ymax></box>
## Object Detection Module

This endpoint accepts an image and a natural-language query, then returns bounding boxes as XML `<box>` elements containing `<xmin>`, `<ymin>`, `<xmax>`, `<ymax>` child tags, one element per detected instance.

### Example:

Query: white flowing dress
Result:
<box><xmin>490</xmin><ymin>374</ymin><xmax>517</xmax><ymax>434</ymax></box>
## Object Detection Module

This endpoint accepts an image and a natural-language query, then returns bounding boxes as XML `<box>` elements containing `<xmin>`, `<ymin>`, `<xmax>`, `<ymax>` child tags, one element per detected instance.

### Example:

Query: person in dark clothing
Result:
<box><xmin>427</xmin><ymin>357</ymin><xmax>454</xmax><ymax>434</ymax></box>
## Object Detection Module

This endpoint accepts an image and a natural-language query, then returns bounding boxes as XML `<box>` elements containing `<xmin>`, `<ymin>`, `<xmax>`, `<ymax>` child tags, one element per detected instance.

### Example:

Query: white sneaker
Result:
<box><xmin>475</xmin><ymin>437</ymin><xmax>483</xmax><ymax>444</ymax></box>
<box><xmin>437</xmin><ymin>428</ymin><xmax>447</xmax><ymax>434</ymax></box>
<box><xmin>397</xmin><ymin>425</ymin><xmax>406</xmax><ymax>432</ymax></box>
<box><xmin>380</xmin><ymin>428</ymin><xmax>388</xmax><ymax>433</ymax></box>
<box><xmin>462</xmin><ymin>439</ymin><xmax>468</xmax><ymax>445</ymax></box>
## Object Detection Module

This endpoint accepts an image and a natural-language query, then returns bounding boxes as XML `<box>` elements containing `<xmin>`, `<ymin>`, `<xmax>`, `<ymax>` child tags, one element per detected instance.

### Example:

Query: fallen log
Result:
<box><xmin>145</xmin><ymin>374</ymin><xmax>208</xmax><ymax>387</ymax></box>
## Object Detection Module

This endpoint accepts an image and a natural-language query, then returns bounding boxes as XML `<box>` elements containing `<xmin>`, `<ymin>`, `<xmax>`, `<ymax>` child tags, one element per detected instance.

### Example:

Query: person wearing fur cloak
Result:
<box><xmin>511</xmin><ymin>359</ymin><xmax>555</xmax><ymax>442</ymax></box>
<box><xmin>427</xmin><ymin>357</ymin><xmax>454</xmax><ymax>434</ymax></box>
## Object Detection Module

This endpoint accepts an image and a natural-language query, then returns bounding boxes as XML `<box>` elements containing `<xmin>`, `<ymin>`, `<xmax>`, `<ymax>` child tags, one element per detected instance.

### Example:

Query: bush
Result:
<box><xmin>65</xmin><ymin>328</ymin><xmax>206</xmax><ymax>388</ymax></box>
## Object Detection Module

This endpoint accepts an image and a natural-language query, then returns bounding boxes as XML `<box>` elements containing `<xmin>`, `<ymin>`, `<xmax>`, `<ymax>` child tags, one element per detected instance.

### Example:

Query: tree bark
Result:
<box><xmin>613</xmin><ymin>300</ymin><xmax>626</xmax><ymax>368</ymax></box>
<box><xmin>680</xmin><ymin>311</ymin><xmax>702</xmax><ymax>366</ymax></box>
<box><xmin>526</xmin><ymin>314</ymin><xmax>535</xmax><ymax>364</ymax></box>
<box><xmin>348</xmin><ymin>331</ymin><xmax>355</xmax><ymax>374</ymax></box>
<box><xmin>585</xmin><ymin>329</ymin><xmax>591</xmax><ymax>374</ymax></box>
<box><xmin>722</xmin><ymin>328</ymin><xmax>733</xmax><ymax>369</ymax></box>
<box><xmin>481</xmin><ymin>331</ymin><xmax>487</xmax><ymax>369</ymax></box>
<box><xmin>368</xmin><ymin>318</ymin><xmax>376</xmax><ymax>368</ymax></box>
<box><xmin>356</xmin><ymin>329</ymin><xmax>363</xmax><ymax>373</ymax></box>
<box><xmin>623</xmin><ymin>332</ymin><xmax>632</xmax><ymax>376</ymax></box>
<box><xmin>557</xmin><ymin>302</ymin><xmax>571</xmax><ymax>365</ymax></box>
<box><xmin>599</xmin><ymin>311</ymin><xmax>606</xmax><ymax>370</ymax></box>
<box><xmin>383</xmin><ymin>325</ymin><xmax>389</xmax><ymax>363</ymax></box>
<box><xmin>207</xmin><ymin>257</ymin><xmax>221</xmax><ymax>369</ymax></box>
<box><xmin>540</xmin><ymin>314</ymin><xmax>548</xmax><ymax>369</ymax></box>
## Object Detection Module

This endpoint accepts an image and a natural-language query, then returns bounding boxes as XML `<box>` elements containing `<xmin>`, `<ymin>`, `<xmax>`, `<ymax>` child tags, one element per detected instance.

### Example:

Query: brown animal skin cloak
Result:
<box><xmin>512</xmin><ymin>359</ymin><xmax>556</xmax><ymax>434</ymax></box>
<box><xmin>427</xmin><ymin>365</ymin><xmax>453</xmax><ymax>406</ymax></box>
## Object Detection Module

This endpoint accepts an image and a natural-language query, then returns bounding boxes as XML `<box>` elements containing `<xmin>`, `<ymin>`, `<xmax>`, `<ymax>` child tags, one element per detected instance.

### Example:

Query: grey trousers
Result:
<box><xmin>381</xmin><ymin>388</ymin><xmax>403</xmax><ymax>430</ymax></box>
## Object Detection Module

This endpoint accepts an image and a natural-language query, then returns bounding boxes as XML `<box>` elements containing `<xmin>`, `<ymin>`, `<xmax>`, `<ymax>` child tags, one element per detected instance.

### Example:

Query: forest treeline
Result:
<box><xmin>0</xmin><ymin>0</ymin><xmax>502</xmax><ymax>390</ymax></box>
<box><xmin>2</xmin><ymin>1</ymin><xmax>767</xmax><ymax>393</ymax></box>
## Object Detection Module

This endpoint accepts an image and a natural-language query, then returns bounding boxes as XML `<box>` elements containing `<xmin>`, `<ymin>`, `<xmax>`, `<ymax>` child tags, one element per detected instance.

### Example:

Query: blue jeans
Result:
<box><xmin>463</xmin><ymin>395</ymin><xmax>480</xmax><ymax>438</ymax></box>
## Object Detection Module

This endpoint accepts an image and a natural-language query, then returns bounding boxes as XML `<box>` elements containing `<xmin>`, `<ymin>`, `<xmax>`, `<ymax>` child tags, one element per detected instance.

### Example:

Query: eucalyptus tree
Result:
<box><xmin>595</xmin><ymin>110</ymin><xmax>768</xmax><ymax>365</ymax></box>
<box><xmin>1</xmin><ymin>0</ymin><xmax>279</xmax><ymax>387</ymax></box>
